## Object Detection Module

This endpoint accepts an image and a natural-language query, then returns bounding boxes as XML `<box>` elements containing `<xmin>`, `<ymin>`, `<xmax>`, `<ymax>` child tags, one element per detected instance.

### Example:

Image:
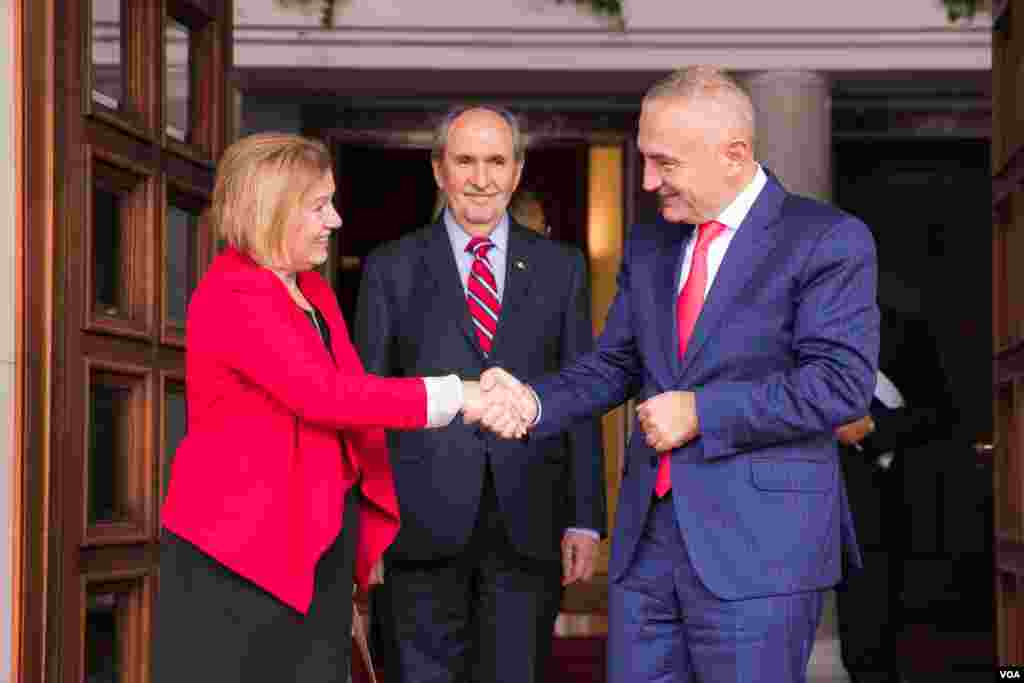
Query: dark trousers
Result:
<box><xmin>836</xmin><ymin>549</ymin><xmax>900</xmax><ymax>683</ymax></box>
<box><xmin>371</xmin><ymin>467</ymin><xmax>563</xmax><ymax>683</ymax></box>
<box><xmin>837</xmin><ymin>455</ymin><xmax>903</xmax><ymax>683</ymax></box>
<box><xmin>607</xmin><ymin>493</ymin><xmax>824</xmax><ymax>683</ymax></box>
<box><xmin>154</xmin><ymin>487</ymin><xmax>360</xmax><ymax>683</ymax></box>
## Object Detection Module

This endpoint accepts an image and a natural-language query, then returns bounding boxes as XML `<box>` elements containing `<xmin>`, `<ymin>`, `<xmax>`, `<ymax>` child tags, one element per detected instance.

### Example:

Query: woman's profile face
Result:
<box><xmin>282</xmin><ymin>171</ymin><xmax>342</xmax><ymax>273</ymax></box>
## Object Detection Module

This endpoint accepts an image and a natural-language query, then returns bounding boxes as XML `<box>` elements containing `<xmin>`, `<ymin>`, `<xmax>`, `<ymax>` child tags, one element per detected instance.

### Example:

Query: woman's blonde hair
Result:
<box><xmin>209</xmin><ymin>132</ymin><xmax>332</xmax><ymax>265</ymax></box>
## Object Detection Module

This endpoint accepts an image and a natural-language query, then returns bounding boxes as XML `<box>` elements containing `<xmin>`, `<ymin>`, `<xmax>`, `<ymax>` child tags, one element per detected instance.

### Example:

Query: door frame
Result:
<box><xmin>18</xmin><ymin>0</ymin><xmax>57</xmax><ymax>679</ymax></box>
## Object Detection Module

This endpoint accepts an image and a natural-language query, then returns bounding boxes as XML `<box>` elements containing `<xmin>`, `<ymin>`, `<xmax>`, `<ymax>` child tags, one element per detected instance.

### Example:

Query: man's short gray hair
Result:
<box><xmin>431</xmin><ymin>104</ymin><xmax>526</xmax><ymax>162</ymax></box>
<box><xmin>644</xmin><ymin>66</ymin><xmax>756</xmax><ymax>145</ymax></box>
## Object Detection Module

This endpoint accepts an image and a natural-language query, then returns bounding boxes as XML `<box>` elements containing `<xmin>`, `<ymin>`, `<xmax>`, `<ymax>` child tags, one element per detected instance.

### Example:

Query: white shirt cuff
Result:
<box><xmin>564</xmin><ymin>527</ymin><xmax>600</xmax><ymax>540</ymax></box>
<box><xmin>423</xmin><ymin>375</ymin><xmax>463</xmax><ymax>428</ymax></box>
<box><xmin>527</xmin><ymin>385</ymin><xmax>542</xmax><ymax>426</ymax></box>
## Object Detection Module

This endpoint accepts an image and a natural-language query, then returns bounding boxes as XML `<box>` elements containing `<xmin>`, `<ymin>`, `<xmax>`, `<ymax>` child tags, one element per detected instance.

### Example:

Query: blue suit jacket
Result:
<box><xmin>354</xmin><ymin>220</ymin><xmax>606</xmax><ymax>563</ymax></box>
<box><xmin>533</xmin><ymin>174</ymin><xmax>878</xmax><ymax>600</ymax></box>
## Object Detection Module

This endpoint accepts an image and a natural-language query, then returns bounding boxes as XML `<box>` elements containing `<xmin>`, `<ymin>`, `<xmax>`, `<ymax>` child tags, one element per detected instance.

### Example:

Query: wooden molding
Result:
<box><xmin>994</xmin><ymin>339</ymin><xmax>1024</xmax><ymax>386</ymax></box>
<box><xmin>18</xmin><ymin>0</ymin><xmax>57</xmax><ymax>679</ymax></box>
<box><xmin>993</xmin><ymin>144</ymin><xmax>1024</xmax><ymax>219</ymax></box>
<box><xmin>79</xmin><ymin>359</ymin><xmax>156</xmax><ymax>547</ymax></box>
<box><xmin>997</xmin><ymin>534</ymin><xmax>1024</xmax><ymax>578</ymax></box>
<box><xmin>11</xmin><ymin>0</ymin><xmax>24</xmax><ymax>679</ymax></box>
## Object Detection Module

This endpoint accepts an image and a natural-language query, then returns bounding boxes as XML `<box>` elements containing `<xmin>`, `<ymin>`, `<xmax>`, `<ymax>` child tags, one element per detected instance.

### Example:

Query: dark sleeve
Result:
<box><xmin>531</xmin><ymin>232</ymin><xmax>644</xmax><ymax>437</ymax></box>
<box><xmin>559</xmin><ymin>248</ymin><xmax>608</xmax><ymax>537</ymax></box>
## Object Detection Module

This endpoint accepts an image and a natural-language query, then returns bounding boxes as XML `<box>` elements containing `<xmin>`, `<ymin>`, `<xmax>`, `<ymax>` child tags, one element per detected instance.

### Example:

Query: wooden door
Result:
<box><xmin>19</xmin><ymin>1</ymin><xmax>232</xmax><ymax>680</ymax></box>
<box><xmin>992</xmin><ymin>0</ymin><xmax>1024</xmax><ymax>665</ymax></box>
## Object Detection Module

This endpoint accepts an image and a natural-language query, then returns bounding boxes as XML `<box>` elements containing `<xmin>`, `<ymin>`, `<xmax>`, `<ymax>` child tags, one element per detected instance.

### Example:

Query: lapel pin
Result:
<box><xmin>514</xmin><ymin>259</ymin><xmax>527</xmax><ymax>271</ymax></box>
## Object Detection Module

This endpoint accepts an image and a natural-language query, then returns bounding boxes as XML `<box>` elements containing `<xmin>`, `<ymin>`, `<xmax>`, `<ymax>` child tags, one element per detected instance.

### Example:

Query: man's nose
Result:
<box><xmin>325</xmin><ymin>205</ymin><xmax>342</xmax><ymax>229</ymax></box>
<box><xmin>470</xmin><ymin>163</ymin><xmax>489</xmax><ymax>189</ymax></box>
<box><xmin>642</xmin><ymin>160</ymin><xmax>661</xmax><ymax>192</ymax></box>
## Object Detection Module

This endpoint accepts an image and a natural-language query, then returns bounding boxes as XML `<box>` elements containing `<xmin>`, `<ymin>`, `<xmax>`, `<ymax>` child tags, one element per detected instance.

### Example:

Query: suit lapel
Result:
<box><xmin>655</xmin><ymin>221</ymin><xmax>691</xmax><ymax>380</ymax></box>
<box><xmin>490</xmin><ymin>223</ymin><xmax>534</xmax><ymax>359</ymax></box>
<box><xmin>677</xmin><ymin>174</ymin><xmax>786</xmax><ymax>379</ymax></box>
<box><xmin>421</xmin><ymin>222</ymin><xmax>483</xmax><ymax>356</ymax></box>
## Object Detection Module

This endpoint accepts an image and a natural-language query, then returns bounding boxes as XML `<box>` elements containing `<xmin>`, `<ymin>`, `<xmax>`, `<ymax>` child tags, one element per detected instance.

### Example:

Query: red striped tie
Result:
<box><xmin>655</xmin><ymin>220</ymin><xmax>728</xmax><ymax>498</ymax></box>
<box><xmin>466</xmin><ymin>237</ymin><xmax>501</xmax><ymax>355</ymax></box>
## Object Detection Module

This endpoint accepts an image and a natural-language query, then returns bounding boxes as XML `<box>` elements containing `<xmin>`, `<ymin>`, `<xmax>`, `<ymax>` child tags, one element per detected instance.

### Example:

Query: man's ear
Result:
<box><xmin>724</xmin><ymin>138</ymin><xmax>751</xmax><ymax>167</ymax></box>
<box><xmin>431</xmin><ymin>159</ymin><xmax>444</xmax><ymax>188</ymax></box>
<box><xmin>511</xmin><ymin>159</ymin><xmax>525</xmax><ymax>193</ymax></box>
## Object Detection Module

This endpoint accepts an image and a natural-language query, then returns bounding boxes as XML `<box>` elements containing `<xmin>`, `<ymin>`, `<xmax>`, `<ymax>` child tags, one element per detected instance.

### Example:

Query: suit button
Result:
<box><xmin>649</xmin><ymin>455</ymin><xmax>658</xmax><ymax>467</ymax></box>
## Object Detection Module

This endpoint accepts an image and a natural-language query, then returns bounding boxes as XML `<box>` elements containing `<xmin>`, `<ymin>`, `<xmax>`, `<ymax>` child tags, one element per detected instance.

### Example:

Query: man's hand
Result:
<box><xmin>480</xmin><ymin>367</ymin><xmax>538</xmax><ymax>426</ymax></box>
<box><xmin>636</xmin><ymin>391</ymin><xmax>699</xmax><ymax>453</ymax></box>
<box><xmin>561</xmin><ymin>532</ymin><xmax>600</xmax><ymax>586</ymax></box>
<box><xmin>461</xmin><ymin>367</ymin><xmax>538</xmax><ymax>439</ymax></box>
<box><xmin>836</xmin><ymin>415</ymin><xmax>875</xmax><ymax>447</ymax></box>
<box><xmin>462</xmin><ymin>376</ymin><xmax>529</xmax><ymax>439</ymax></box>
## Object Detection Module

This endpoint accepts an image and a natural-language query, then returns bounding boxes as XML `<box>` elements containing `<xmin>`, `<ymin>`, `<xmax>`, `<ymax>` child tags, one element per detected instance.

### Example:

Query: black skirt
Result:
<box><xmin>154</xmin><ymin>486</ymin><xmax>360</xmax><ymax>683</ymax></box>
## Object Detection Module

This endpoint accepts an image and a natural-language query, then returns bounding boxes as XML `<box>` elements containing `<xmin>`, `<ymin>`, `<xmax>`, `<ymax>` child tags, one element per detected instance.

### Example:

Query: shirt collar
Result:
<box><xmin>444</xmin><ymin>208</ymin><xmax>509</xmax><ymax>255</ymax></box>
<box><xmin>713</xmin><ymin>163</ymin><xmax>767</xmax><ymax>232</ymax></box>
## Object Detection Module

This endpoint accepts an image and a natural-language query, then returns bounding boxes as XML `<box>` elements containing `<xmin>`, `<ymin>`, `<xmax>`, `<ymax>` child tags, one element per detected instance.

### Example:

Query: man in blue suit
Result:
<box><xmin>354</xmin><ymin>105</ymin><xmax>606</xmax><ymax>683</ymax></box>
<box><xmin>476</xmin><ymin>66</ymin><xmax>879</xmax><ymax>682</ymax></box>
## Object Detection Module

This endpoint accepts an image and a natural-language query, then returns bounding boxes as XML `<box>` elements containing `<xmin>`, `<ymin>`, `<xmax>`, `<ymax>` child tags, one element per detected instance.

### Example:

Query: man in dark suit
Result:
<box><xmin>474</xmin><ymin>66</ymin><xmax>879</xmax><ymax>682</ymax></box>
<box><xmin>834</xmin><ymin>307</ymin><xmax>954</xmax><ymax>683</ymax></box>
<box><xmin>354</xmin><ymin>105</ymin><xmax>606</xmax><ymax>683</ymax></box>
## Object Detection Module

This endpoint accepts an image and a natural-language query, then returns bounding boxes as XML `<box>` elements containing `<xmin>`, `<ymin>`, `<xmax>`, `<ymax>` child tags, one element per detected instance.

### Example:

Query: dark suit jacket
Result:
<box><xmin>354</xmin><ymin>219</ymin><xmax>606</xmax><ymax>563</ymax></box>
<box><xmin>842</xmin><ymin>308</ymin><xmax>954</xmax><ymax>548</ymax></box>
<box><xmin>532</xmin><ymin>172</ymin><xmax>880</xmax><ymax>600</ymax></box>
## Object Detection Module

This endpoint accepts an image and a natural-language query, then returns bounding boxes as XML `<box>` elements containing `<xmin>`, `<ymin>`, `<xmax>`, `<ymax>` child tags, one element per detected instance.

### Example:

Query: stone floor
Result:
<box><xmin>807</xmin><ymin>590</ymin><xmax>852</xmax><ymax>683</ymax></box>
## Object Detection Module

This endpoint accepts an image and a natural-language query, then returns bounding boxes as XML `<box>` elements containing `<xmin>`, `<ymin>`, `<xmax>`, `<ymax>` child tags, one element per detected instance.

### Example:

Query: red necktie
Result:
<box><xmin>466</xmin><ymin>237</ymin><xmax>500</xmax><ymax>355</ymax></box>
<box><xmin>655</xmin><ymin>220</ymin><xmax>728</xmax><ymax>498</ymax></box>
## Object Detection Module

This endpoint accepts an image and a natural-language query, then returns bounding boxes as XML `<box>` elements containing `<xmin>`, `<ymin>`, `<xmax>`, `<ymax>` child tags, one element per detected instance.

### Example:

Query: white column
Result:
<box><xmin>742</xmin><ymin>70</ymin><xmax>832</xmax><ymax>201</ymax></box>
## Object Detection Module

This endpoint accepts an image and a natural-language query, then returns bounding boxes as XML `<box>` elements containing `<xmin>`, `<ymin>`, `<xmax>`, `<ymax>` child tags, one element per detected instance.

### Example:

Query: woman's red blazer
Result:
<box><xmin>161</xmin><ymin>247</ymin><xmax>426</xmax><ymax>613</ymax></box>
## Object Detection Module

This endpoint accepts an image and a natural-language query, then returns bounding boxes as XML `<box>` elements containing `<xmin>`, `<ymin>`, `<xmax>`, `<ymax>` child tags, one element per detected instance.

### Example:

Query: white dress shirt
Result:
<box><xmin>676</xmin><ymin>164</ymin><xmax>768</xmax><ymax>296</ymax></box>
<box><xmin>873</xmin><ymin>370</ymin><xmax>906</xmax><ymax>469</ymax></box>
<box><xmin>445</xmin><ymin>208</ymin><xmax>510</xmax><ymax>300</ymax></box>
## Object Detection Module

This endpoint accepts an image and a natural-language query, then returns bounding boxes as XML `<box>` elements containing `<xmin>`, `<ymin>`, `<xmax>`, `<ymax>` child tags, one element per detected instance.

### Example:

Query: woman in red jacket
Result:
<box><xmin>155</xmin><ymin>132</ymin><xmax>517</xmax><ymax>682</ymax></box>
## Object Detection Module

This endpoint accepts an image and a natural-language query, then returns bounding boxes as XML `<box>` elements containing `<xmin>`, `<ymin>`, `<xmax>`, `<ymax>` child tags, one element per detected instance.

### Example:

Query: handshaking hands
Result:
<box><xmin>461</xmin><ymin>367</ymin><xmax>538</xmax><ymax>439</ymax></box>
<box><xmin>462</xmin><ymin>370</ymin><xmax>702</xmax><ymax>451</ymax></box>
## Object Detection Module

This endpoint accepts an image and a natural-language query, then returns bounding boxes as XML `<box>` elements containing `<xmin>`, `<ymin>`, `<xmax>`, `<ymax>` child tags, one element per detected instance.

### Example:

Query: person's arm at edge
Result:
<box><xmin>558</xmin><ymin>247</ymin><xmax>607</xmax><ymax>539</ymax></box>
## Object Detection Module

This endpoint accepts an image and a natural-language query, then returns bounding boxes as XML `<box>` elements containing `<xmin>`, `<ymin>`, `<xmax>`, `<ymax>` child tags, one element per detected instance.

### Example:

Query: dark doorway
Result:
<box><xmin>332</xmin><ymin>144</ymin><xmax>437</xmax><ymax>325</ymax></box>
<box><xmin>834</xmin><ymin>138</ymin><xmax>993</xmax><ymax>638</ymax></box>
